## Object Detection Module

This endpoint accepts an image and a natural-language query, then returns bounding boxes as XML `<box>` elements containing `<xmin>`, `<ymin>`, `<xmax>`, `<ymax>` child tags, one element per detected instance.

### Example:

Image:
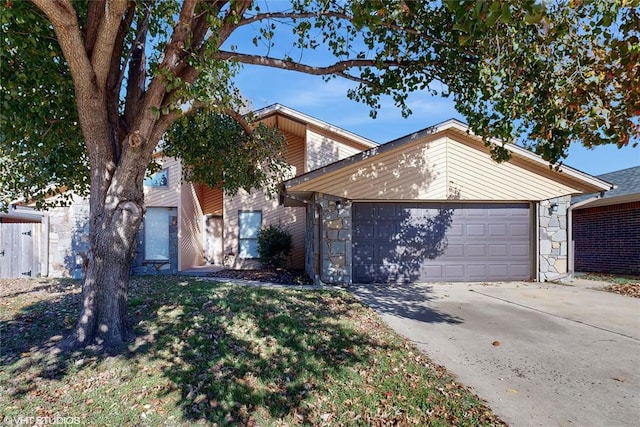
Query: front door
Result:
<box><xmin>204</xmin><ymin>216</ymin><xmax>223</xmax><ymax>265</ymax></box>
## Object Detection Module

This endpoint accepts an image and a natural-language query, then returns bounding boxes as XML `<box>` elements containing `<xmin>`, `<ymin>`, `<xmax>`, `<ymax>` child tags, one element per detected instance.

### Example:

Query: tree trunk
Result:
<box><xmin>62</xmin><ymin>181</ymin><xmax>145</xmax><ymax>350</ymax></box>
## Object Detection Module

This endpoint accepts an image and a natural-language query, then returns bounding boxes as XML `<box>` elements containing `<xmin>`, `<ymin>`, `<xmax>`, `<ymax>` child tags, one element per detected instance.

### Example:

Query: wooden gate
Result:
<box><xmin>0</xmin><ymin>222</ymin><xmax>40</xmax><ymax>278</ymax></box>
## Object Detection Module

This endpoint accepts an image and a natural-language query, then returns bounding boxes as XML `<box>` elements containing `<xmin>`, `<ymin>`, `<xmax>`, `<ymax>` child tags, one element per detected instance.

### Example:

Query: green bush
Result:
<box><xmin>257</xmin><ymin>224</ymin><xmax>293</xmax><ymax>268</ymax></box>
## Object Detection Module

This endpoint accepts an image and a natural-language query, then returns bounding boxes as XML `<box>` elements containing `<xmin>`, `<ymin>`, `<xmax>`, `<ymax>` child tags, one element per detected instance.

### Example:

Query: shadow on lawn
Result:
<box><xmin>0</xmin><ymin>277</ymin><xmax>400</xmax><ymax>424</ymax></box>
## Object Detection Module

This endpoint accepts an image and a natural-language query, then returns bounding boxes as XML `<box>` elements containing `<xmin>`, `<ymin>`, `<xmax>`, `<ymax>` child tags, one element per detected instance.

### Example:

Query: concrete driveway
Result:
<box><xmin>351</xmin><ymin>280</ymin><xmax>640</xmax><ymax>427</ymax></box>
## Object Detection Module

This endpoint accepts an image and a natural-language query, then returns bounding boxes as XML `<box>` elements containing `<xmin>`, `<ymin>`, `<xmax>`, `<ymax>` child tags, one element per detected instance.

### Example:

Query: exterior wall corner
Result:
<box><xmin>538</xmin><ymin>195</ymin><xmax>570</xmax><ymax>281</ymax></box>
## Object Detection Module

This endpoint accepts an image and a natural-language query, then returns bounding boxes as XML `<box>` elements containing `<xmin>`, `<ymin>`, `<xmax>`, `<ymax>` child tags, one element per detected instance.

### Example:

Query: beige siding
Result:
<box><xmin>445</xmin><ymin>136</ymin><xmax>589</xmax><ymax>200</ymax></box>
<box><xmin>179</xmin><ymin>182</ymin><xmax>204</xmax><ymax>270</ymax></box>
<box><xmin>223</xmin><ymin>189</ymin><xmax>306</xmax><ymax>269</ymax></box>
<box><xmin>144</xmin><ymin>157</ymin><xmax>181</xmax><ymax>207</ymax></box>
<box><xmin>306</xmin><ymin>127</ymin><xmax>368</xmax><ymax>172</ymax></box>
<box><xmin>289</xmin><ymin>131</ymin><xmax>599</xmax><ymax>202</ymax></box>
<box><xmin>291</xmin><ymin>135</ymin><xmax>450</xmax><ymax>200</ymax></box>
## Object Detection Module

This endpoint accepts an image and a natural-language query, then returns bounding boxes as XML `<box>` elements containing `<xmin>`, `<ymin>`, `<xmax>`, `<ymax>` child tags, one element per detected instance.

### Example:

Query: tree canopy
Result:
<box><xmin>2</xmin><ymin>0</ymin><xmax>637</xmax><ymax>208</ymax></box>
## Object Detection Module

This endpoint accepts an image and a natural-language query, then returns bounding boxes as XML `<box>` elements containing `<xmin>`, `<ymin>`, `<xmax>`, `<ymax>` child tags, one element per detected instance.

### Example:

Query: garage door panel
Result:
<box><xmin>488</xmin><ymin>244</ymin><xmax>508</xmax><ymax>256</ymax></box>
<box><xmin>353</xmin><ymin>223</ymin><xmax>374</xmax><ymax>239</ymax></box>
<box><xmin>510</xmin><ymin>264</ymin><xmax>531</xmax><ymax>277</ymax></box>
<box><xmin>445</xmin><ymin>244</ymin><xmax>465</xmax><ymax>257</ymax></box>
<box><xmin>466</xmin><ymin>244</ymin><xmax>485</xmax><ymax>257</ymax></box>
<box><xmin>376</xmin><ymin>205</ymin><xmax>397</xmax><ymax>218</ymax></box>
<box><xmin>353</xmin><ymin>202</ymin><xmax>531</xmax><ymax>283</ymax></box>
<box><xmin>467</xmin><ymin>224</ymin><xmax>486</xmax><ymax>236</ymax></box>
<box><xmin>489</xmin><ymin>224</ymin><xmax>507</xmax><ymax>236</ymax></box>
<box><xmin>353</xmin><ymin>243</ymin><xmax>374</xmax><ymax>260</ymax></box>
<box><xmin>449</xmin><ymin>223</ymin><xmax>464</xmax><ymax>237</ymax></box>
<box><xmin>488</xmin><ymin>265</ymin><xmax>509</xmax><ymax>279</ymax></box>
<box><xmin>511</xmin><ymin>224</ymin><xmax>530</xmax><ymax>237</ymax></box>
<box><xmin>467</xmin><ymin>265</ymin><xmax>488</xmax><ymax>281</ymax></box>
<box><xmin>376</xmin><ymin>222</ymin><xmax>396</xmax><ymax>239</ymax></box>
<box><xmin>510</xmin><ymin>244</ymin><xmax>529</xmax><ymax>257</ymax></box>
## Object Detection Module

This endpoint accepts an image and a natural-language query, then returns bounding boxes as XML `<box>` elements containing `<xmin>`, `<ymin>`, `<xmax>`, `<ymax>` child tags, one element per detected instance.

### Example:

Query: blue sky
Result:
<box><xmin>233</xmin><ymin>65</ymin><xmax>639</xmax><ymax>177</ymax></box>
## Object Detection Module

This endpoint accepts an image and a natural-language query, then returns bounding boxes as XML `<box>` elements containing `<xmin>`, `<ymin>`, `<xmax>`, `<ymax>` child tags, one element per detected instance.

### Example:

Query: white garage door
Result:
<box><xmin>352</xmin><ymin>202</ymin><xmax>531</xmax><ymax>283</ymax></box>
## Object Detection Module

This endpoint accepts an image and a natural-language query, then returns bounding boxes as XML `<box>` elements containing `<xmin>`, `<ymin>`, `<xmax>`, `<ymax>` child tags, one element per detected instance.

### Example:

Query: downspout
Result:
<box><xmin>567</xmin><ymin>194</ymin><xmax>605</xmax><ymax>278</ymax></box>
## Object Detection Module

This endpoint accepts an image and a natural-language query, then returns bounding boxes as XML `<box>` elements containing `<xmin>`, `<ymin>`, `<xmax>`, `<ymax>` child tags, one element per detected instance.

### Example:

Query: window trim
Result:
<box><xmin>238</xmin><ymin>210</ymin><xmax>262</xmax><ymax>259</ymax></box>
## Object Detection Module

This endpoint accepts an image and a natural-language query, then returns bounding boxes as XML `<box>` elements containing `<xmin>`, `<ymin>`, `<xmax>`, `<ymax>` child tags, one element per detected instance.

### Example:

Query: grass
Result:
<box><xmin>0</xmin><ymin>277</ymin><xmax>504</xmax><ymax>426</ymax></box>
<box><xmin>580</xmin><ymin>273</ymin><xmax>639</xmax><ymax>286</ymax></box>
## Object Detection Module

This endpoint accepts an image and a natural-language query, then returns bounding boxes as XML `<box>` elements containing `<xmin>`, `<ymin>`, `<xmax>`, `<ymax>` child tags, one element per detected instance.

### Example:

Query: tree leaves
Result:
<box><xmin>163</xmin><ymin>109</ymin><xmax>291</xmax><ymax>197</ymax></box>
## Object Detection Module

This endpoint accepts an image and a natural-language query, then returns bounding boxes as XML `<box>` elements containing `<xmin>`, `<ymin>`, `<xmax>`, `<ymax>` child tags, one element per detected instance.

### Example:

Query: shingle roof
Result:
<box><xmin>572</xmin><ymin>165</ymin><xmax>640</xmax><ymax>205</ymax></box>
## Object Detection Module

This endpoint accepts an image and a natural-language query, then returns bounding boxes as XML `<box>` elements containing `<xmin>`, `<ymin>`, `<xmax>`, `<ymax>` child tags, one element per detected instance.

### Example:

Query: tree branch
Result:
<box><xmin>84</xmin><ymin>0</ymin><xmax>105</xmax><ymax>56</ymax></box>
<box><xmin>217</xmin><ymin>0</ymin><xmax>252</xmax><ymax>43</ymax></box>
<box><xmin>90</xmin><ymin>0</ymin><xmax>129</xmax><ymax>91</ymax></box>
<box><xmin>124</xmin><ymin>8</ymin><xmax>149</xmax><ymax>129</ymax></box>
<box><xmin>131</xmin><ymin>0</ymin><xmax>198</xmax><ymax>146</ymax></box>
<box><xmin>32</xmin><ymin>0</ymin><xmax>96</xmax><ymax>94</ymax></box>
<box><xmin>215</xmin><ymin>50</ymin><xmax>408</xmax><ymax>75</ymax></box>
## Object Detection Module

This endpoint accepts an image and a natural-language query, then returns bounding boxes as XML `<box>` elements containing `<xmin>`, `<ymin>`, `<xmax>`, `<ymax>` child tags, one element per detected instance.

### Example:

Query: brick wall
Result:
<box><xmin>573</xmin><ymin>201</ymin><xmax>640</xmax><ymax>275</ymax></box>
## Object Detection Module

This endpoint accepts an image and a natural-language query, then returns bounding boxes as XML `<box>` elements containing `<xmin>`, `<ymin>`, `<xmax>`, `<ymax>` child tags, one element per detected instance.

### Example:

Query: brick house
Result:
<box><xmin>571</xmin><ymin>166</ymin><xmax>640</xmax><ymax>276</ymax></box>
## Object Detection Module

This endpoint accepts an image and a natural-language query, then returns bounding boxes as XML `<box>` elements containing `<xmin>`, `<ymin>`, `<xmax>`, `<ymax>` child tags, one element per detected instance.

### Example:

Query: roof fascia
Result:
<box><xmin>253</xmin><ymin>103</ymin><xmax>378</xmax><ymax>149</ymax></box>
<box><xmin>285</xmin><ymin>118</ymin><xmax>613</xmax><ymax>193</ymax></box>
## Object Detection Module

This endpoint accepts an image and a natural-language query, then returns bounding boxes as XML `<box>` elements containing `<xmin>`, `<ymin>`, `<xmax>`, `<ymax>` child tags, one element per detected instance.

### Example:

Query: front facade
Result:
<box><xmin>284</xmin><ymin>120</ymin><xmax>611</xmax><ymax>284</ymax></box>
<box><xmin>198</xmin><ymin>104</ymin><xmax>377</xmax><ymax>270</ymax></box>
<box><xmin>5</xmin><ymin>107</ymin><xmax>612</xmax><ymax>283</ymax></box>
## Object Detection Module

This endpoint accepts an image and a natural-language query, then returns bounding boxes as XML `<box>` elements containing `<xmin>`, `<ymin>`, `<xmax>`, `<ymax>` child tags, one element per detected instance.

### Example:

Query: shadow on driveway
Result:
<box><xmin>350</xmin><ymin>283</ymin><xmax>463</xmax><ymax>325</ymax></box>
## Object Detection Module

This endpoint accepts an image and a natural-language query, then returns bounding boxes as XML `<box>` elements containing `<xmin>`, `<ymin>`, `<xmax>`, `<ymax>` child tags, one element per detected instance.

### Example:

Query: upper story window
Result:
<box><xmin>144</xmin><ymin>169</ymin><xmax>168</xmax><ymax>187</ymax></box>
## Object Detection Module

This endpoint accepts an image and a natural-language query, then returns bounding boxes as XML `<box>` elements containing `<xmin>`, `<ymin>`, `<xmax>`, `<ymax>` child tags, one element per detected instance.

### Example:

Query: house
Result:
<box><xmin>281</xmin><ymin>119</ymin><xmax>613</xmax><ymax>284</ymax></box>
<box><xmin>1</xmin><ymin>106</ymin><xmax>614</xmax><ymax>283</ymax></box>
<box><xmin>571</xmin><ymin>166</ymin><xmax>640</xmax><ymax>276</ymax></box>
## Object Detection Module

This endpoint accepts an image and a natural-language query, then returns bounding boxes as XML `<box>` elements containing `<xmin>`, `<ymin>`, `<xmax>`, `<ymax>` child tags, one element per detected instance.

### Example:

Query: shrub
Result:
<box><xmin>257</xmin><ymin>224</ymin><xmax>293</xmax><ymax>268</ymax></box>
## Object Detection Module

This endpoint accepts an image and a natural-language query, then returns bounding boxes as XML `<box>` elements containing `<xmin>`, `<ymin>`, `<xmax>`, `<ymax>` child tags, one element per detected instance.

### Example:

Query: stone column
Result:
<box><xmin>315</xmin><ymin>193</ymin><xmax>352</xmax><ymax>285</ymax></box>
<box><xmin>539</xmin><ymin>195</ymin><xmax>570</xmax><ymax>281</ymax></box>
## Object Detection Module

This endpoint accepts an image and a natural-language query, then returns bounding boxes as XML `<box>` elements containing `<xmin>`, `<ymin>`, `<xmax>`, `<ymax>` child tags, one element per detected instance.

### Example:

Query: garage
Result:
<box><xmin>352</xmin><ymin>202</ymin><xmax>531</xmax><ymax>283</ymax></box>
<box><xmin>282</xmin><ymin>119</ymin><xmax>612</xmax><ymax>285</ymax></box>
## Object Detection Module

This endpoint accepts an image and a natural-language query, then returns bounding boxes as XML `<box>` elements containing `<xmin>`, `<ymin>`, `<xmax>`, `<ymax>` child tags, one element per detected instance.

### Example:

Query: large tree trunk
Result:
<box><xmin>63</xmin><ymin>191</ymin><xmax>145</xmax><ymax>350</ymax></box>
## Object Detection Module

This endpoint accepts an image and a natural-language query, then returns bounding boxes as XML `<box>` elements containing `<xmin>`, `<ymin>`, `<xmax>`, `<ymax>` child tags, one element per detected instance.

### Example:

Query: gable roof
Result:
<box><xmin>284</xmin><ymin>119</ymin><xmax>613</xmax><ymax>203</ymax></box>
<box><xmin>572</xmin><ymin>165</ymin><xmax>640</xmax><ymax>208</ymax></box>
<box><xmin>253</xmin><ymin>103</ymin><xmax>378</xmax><ymax>149</ymax></box>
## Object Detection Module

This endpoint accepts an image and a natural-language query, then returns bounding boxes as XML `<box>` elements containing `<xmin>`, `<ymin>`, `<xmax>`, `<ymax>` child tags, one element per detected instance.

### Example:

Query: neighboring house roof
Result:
<box><xmin>284</xmin><ymin>118</ymin><xmax>612</xmax><ymax>203</ymax></box>
<box><xmin>572</xmin><ymin>165</ymin><xmax>640</xmax><ymax>208</ymax></box>
<box><xmin>253</xmin><ymin>103</ymin><xmax>378</xmax><ymax>149</ymax></box>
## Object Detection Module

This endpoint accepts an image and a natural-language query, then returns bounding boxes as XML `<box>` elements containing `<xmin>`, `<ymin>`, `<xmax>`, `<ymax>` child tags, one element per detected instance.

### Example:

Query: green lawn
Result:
<box><xmin>0</xmin><ymin>277</ymin><xmax>504</xmax><ymax>426</ymax></box>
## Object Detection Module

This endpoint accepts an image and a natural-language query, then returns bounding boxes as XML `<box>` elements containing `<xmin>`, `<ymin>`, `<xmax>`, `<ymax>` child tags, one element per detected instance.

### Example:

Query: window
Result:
<box><xmin>145</xmin><ymin>208</ymin><xmax>169</xmax><ymax>261</ymax></box>
<box><xmin>239</xmin><ymin>211</ymin><xmax>262</xmax><ymax>258</ymax></box>
<box><xmin>144</xmin><ymin>169</ymin><xmax>169</xmax><ymax>187</ymax></box>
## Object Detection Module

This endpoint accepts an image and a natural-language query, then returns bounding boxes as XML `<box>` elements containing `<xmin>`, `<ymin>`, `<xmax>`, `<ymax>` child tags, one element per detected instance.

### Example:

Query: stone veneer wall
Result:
<box><xmin>314</xmin><ymin>193</ymin><xmax>352</xmax><ymax>285</ymax></box>
<box><xmin>132</xmin><ymin>207</ymin><xmax>179</xmax><ymax>275</ymax></box>
<box><xmin>539</xmin><ymin>195</ymin><xmax>570</xmax><ymax>281</ymax></box>
<box><xmin>48</xmin><ymin>196</ymin><xmax>90</xmax><ymax>278</ymax></box>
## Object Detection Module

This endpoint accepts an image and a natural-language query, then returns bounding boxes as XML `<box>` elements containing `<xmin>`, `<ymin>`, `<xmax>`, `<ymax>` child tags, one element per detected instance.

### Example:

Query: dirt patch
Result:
<box><xmin>208</xmin><ymin>268</ymin><xmax>313</xmax><ymax>286</ymax></box>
